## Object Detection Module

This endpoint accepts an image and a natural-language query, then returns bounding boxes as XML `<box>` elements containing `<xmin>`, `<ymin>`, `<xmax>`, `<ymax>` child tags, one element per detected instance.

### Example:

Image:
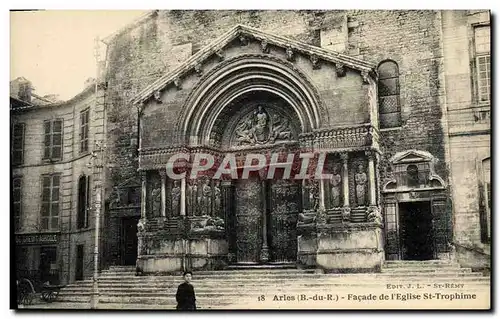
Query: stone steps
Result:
<box><xmin>49</xmin><ymin>260</ymin><xmax>490</xmax><ymax>309</ymax></box>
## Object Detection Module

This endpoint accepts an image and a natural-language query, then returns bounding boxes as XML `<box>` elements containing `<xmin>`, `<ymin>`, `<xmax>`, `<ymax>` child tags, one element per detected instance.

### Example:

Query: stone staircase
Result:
<box><xmin>36</xmin><ymin>260</ymin><xmax>489</xmax><ymax>309</ymax></box>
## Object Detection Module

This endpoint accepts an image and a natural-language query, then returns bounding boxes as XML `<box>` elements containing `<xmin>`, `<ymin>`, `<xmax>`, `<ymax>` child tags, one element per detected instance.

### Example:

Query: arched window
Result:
<box><xmin>77</xmin><ymin>175</ymin><xmax>90</xmax><ymax>229</ymax></box>
<box><xmin>480</xmin><ymin>158</ymin><xmax>490</xmax><ymax>243</ymax></box>
<box><xmin>378</xmin><ymin>60</ymin><xmax>401</xmax><ymax>129</ymax></box>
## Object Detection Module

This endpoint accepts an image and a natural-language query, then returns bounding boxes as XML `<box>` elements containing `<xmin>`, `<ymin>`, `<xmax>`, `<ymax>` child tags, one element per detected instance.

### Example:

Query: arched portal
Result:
<box><xmin>175</xmin><ymin>54</ymin><xmax>323</xmax><ymax>264</ymax></box>
<box><xmin>177</xmin><ymin>54</ymin><xmax>325</xmax><ymax>146</ymax></box>
<box><xmin>211</xmin><ymin>90</ymin><xmax>303</xmax><ymax>264</ymax></box>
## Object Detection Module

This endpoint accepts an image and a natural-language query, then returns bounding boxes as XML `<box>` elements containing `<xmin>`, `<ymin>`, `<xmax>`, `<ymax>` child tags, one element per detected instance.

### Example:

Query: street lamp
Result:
<box><xmin>87</xmin><ymin>140</ymin><xmax>105</xmax><ymax>309</ymax></box>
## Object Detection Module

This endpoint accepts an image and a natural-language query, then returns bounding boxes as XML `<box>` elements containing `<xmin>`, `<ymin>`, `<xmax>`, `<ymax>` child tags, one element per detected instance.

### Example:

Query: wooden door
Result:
<box><xmin>234</xmin><ymin>178</ymin><xmax>262</xmax><ymax>264</ymax></box>
<box><xmin>122</xmin><ymin>217</ymin><xmax>139</xmax><ymax>265</ymax></box>
<box><xmin>269</xmin><ymin>179</ymin><xmax>300</xmax><ymax>263</ymax></box>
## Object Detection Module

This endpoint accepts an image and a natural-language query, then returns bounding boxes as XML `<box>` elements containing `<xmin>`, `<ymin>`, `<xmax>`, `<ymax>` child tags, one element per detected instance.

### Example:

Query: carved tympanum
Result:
<box><xmin>232</xmin><ymin>105</ymin><xmax>293</xmax><ymax>147</ymax></box>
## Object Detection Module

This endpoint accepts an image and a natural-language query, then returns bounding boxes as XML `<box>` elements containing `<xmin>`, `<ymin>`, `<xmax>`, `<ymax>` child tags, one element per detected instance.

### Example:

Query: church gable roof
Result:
<box><xmin>132</xmin><ymin>24</ymin><xmax>377</xmax><ymax>105</ymax></box>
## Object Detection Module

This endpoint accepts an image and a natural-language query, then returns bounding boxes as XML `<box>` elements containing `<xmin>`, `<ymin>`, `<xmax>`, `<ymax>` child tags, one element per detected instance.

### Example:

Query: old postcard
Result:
<box><xmin>11</xmin><ymin>9</ymin><xmax>491</xmax><ymax>310</ymax></box>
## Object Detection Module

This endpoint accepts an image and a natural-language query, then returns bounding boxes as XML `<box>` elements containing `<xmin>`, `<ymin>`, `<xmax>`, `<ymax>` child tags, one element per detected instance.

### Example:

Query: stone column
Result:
<box><xmin>180</xmin><ymin>177</ymin><xmax>186</xmax><ymax>216</ymax></box>
<box><xmin>160</xmin><ymin>170</ymin><xmax>167</xmax><ymax>218</ymax></box>
<box><xmin>221</xmin><ymin>180</ymin><xmax>235</xmax><ymax>263</ymax></box>
<box><xmin>366</xmin><ymin>150</ymin><xmax>377</xmax><ymax>206</ymax></box>
<box><xmin>365</xmin><ymin>150</ymin><xmax>382</xmax><ymax>224</ymax></box>
<box><xmin>221</xmin><ymin>181</ymin><xmax>232</xmax><ymax>220</ymax></box>
<box><xmin>259</xmin><ymin>169</ymin><xmax>269</xmax><ymax>262</ymax></box>
<box><xmin>340</xmin><ymin>153</ymin><xmax>351</xmax><ymax>222</ymax></box>
<box><xmin>140</xmin><ymin>171</ymin><xmax>147</xmax><ymax>220</ymax></box>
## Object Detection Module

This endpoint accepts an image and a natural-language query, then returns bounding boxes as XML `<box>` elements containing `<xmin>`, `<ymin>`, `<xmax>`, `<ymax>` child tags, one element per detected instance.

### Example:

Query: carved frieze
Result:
<box><xmin>299</xmin><ymin>125</ymin><xmax>376</xmax><ymax>151</ymax></box>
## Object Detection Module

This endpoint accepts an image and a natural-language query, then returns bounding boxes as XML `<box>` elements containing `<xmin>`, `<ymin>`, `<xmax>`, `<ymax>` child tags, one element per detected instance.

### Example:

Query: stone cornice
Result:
<box><xmin>131</xmin><ymin>24</ymin><xmax>377</xmax><ymax>105</ymax></box>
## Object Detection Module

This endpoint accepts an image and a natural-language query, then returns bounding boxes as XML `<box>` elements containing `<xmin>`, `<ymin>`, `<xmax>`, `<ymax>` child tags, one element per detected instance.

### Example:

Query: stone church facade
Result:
<box><xmin>13</xmin><ymin>10</ymin><xmax>490</xmax><ymax>285</ymax></box>
<box><xmin>100</xmin><ymin>10</ymin><xmax>490</xmax><ymax>274</ymax></box>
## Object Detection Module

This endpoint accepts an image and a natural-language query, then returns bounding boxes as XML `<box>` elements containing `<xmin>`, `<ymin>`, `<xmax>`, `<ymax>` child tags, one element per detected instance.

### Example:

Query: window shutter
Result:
<box><xmin>12</xmin><ymin>123</ymin><xmax>25</xmax><ymax>165</ymax></box>
<box><xmin>52</xmin><ymin>120</ymin><xmax>63</xmax><ymax>160</ymax></box>
<box><xmin>44</xmin><ymin>121</ymin><xmax>51</xmax><ymax>159</ymax></box>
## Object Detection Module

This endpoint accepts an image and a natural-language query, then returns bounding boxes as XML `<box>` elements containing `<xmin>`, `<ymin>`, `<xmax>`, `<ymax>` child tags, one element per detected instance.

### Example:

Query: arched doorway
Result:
<box><xmin>177</xmin><ymin>55</ymin><xmax>323</xmax><ymax>266</ymax></box>
<box><xmin>211</xmin><ymin>91</ymin><xmax>303</xmax><ymax>265</ymax></box>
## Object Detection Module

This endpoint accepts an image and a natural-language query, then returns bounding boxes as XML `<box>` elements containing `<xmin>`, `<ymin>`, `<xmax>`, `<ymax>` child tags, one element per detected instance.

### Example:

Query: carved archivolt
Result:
<box><xmin>175</xmin><ymin>54</ymin><xmax>327</xmax><ymax>145</ymax></box>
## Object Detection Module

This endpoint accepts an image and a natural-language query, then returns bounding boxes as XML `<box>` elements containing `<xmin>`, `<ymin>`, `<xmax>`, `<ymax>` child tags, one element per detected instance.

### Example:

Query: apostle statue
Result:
<box><xmin>213</xmin><ymin>180</ymin><xmax>222</xmax><ymax>217</ymax></box>
<box><xmin>330</xmin><ymin>164</ymin><xmax>342</xmax><ymax>208</ymax></box>
<box><xmin>151</xmin><ymin>182</ymin><xmax>161</xmax><ymax>217</ymax></box>
<box><xmin>171</xmin><ymin>180</ymin><xmax>181</xmax><ymax>217</ymax></box>
<box><xmin>355</xmin><ymin>163</ymin><xmax>368</xmax><ymax>206</ymax></box>
<box><xmin>202</xmin><ymin>178</ymin><xmax>212</xmax><ymax>216</ymax></box>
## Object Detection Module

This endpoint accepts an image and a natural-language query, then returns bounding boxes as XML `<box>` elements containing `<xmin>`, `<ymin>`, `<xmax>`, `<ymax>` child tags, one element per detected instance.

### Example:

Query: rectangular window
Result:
<box><xmin>12</xmin><ymin>123</ymin><xmax>25</xmax><ymax>165</ymax></box>
<box><xmin>77</xmin><ymin>176</ymin><xmax>90</xmax><ymax>229</ymax></box>
<box><xmin>79</xmin><ymin>109</ymin><xmax>89</xmax><ymax>154</ymax></box>
<box><xmin>41</xmin><ymin>174</ymin><xmax>60</xmax><ymax>231</ymax></box>
<box><xmin>481</xmin><ymin>158</ymin><xmax>491</xmax><ymax>243</ymax></box>
<box><xmin>474</xmin><ymin>26</ymin><xmax>490</xmax><ymax>104</ymax></box>
<box><xmin>43</xmin><ymin>119</ymin><xmax>63</xmax><ymax>161</ymax></box>
<box><xmin>13</xmin><ymin>177</ymin><xmax>22</xmax><ymax>231</ymax></box>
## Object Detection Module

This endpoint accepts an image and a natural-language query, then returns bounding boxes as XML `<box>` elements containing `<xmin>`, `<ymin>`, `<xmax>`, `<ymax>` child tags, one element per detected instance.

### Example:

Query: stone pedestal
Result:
<box><xmin>136</xmin><ymin>236</ymin><xmax>229</xmax><ymax>273</ymax></box>
<box><xmin>315</xmin><ymin>224</ymin><xmax>384</xmax><ymax>272</ymax></box>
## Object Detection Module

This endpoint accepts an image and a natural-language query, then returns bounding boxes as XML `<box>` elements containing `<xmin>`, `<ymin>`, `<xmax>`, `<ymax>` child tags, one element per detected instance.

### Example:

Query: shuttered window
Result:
<box><xmin>13</xmin><ymin>177</ymin><xmax>22</xmax><ymax>231</ymax></box>
<box><xmin>80</xmin><ymin>109</ymin><xmax>90</xmax><ymax>153</ymax></box>
<box><xmin>77</xmin><ymin>175</ymin><xmax>90</xmax><ymax>229</ymax></box>
<box><xmin>43</xmin><ymin>119</ymin><xmax>63</xmax><ymax>161</ymax></box>
<box><xmin>474</xmin><ymin>26</ymin><xmax>490</xmax><ymax>104</ymax></box>
<box><xmin>41</xmin><ymin>174</ymin><xmax>60</xmax><ymax>231</ymax></box>
<box><xmin>12</xmin><ymin>123</ymin><xmax>25</xmax><ymax>165</ymax></box>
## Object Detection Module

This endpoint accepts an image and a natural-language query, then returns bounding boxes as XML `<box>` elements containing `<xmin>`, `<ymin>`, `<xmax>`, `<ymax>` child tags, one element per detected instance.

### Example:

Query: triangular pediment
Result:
<box><xmin>116</xmin><ymin>176</ymin><xmax>141</xmax><ymax>188</ymax></box>
<box><xmin>132</xmin><ymin>24</ymin><xmax>376</xmax><ymax>105</ymax></box>
<box><xmin>390</xmin><ymin>150</ymin><xmax>435</xmax><ymax>164</ymax></box>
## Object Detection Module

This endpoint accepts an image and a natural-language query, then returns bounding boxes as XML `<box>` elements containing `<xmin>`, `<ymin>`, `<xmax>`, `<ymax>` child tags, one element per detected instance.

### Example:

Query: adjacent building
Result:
<box><xmin>11</xmin><ymin>77</ymin><xmax>106</xmax><ymax>286</ymax></box>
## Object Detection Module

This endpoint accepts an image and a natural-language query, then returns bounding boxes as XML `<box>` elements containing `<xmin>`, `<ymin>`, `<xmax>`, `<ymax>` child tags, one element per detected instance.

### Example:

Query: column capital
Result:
<box><xmin>140</xmin><ymin>170</ymin><xmax>147</xmax><ymax>180</ymax></box>
<box><xmin>159</xmin><ymin>169</ymin><xmax>167</xmax><ymax>178</ymax></box>
<box><xmin>364</xmin><ymin>149</ymin><xmax>378</xmax><ymax>160</ymax></box>
<box><xmin>340</xmin><ymin>152</ymin><xmax>349</xmax><ymax>162</ymax></box>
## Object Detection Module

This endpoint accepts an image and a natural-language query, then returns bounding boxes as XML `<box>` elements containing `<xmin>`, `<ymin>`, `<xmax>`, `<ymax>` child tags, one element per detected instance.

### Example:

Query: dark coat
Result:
<box><xmin>176</xmin><ymin>282</ymin><xmax>197</xmax><ymax>310</ymax></box>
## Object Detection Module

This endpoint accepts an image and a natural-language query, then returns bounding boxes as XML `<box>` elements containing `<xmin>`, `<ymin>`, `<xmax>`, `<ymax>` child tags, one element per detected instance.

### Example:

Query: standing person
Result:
<box><xmin>176</xmin><ymin>271</ymin><xmax>197</xmax><ymax>310</ymax></box>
